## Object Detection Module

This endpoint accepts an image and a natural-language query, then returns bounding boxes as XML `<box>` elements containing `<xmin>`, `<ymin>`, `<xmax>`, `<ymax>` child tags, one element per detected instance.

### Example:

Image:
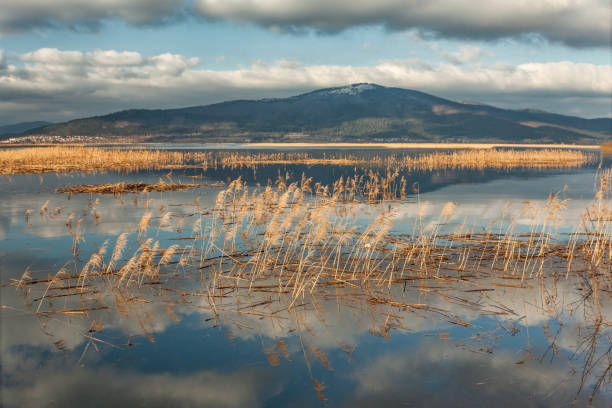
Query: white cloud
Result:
<box><xmin>21</xmin><ymin>48</ymin><xmax>85</xmax><ymax>65</ymax></box>
<box><xmin>19</xmin><ymin>48</ymin><xmax>178</xmax><ymax>68</ymax></box>
<box><xmin>91</xmin><ymin>50</ymin><xmax>144</xmax><ymax>66</ymax></box>
<box><xmin>194</xmin><ymin>0</ymin><xmax>612</xmax><ymax>47</ymax></box>
<box><xmin>149</xmin><ymin>53</ymin><xmax>200</xmax><ymax>75</ymax></box>
<box><xmin>442</xmin><ymin>45</ymin><xmax>493</xmax><ymax>65</ymax></box>
<box><xmin>0</xmin><ymin>47</ymin><xmax>610</xmax><ymax>124</ymax></box>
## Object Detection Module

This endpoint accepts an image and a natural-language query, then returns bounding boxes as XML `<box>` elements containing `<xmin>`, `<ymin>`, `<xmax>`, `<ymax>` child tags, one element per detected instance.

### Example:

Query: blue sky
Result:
<box><xmin>0</xmin><ymin>0</ymin><xmax>610</xmax><ymax>125</ymax></box>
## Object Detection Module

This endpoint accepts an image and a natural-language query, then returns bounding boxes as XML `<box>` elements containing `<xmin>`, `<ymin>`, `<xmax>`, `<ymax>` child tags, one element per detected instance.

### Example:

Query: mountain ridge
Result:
<box><xmin>0</xmin><ymin>121</ymin><xmax>53</xmax><ymax>137</ymax></box>
<box><xmin>21</xmin><ymin>84</ymin><xmax>612</xmax><ymax>144</ymax></box>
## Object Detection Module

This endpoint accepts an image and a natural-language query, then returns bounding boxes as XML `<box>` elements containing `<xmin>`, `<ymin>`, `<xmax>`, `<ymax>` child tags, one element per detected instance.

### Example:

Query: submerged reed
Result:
<box><xmin>4</xmin><ymin>166</ymin><xmax>611</xmax><ymax>402</ymax></box>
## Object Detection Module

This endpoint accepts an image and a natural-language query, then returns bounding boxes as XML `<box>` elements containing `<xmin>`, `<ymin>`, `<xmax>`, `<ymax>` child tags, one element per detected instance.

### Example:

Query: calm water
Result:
<box><xmin>1</xmin><ymin>147</ymin><xmax>610</xmax><ymax>407</ymax></box>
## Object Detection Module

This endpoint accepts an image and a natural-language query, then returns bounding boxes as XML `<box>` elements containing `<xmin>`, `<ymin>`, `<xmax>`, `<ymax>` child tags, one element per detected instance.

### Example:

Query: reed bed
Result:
<box><xmin>55</xmin><ymin>181</ymin><xmax>224</xmax><ymax>194</ymax></box>
<box><xmin>0</xmin><ymin>146</ymin><xmax>595</xmax><ymax>174</ymax></box>
<box><xmin>196</xmin><ymin>175</ymin><xmax>610</xmax><ymax>285</ymax></box>
<box><xmin>5</xmin><ymin>171</ymin><xmax>611</xmax><ymax>401</ymax></box>
<box><xmin>205</xmin><ymin>149</ymin><xmax>594</xmax><ymax>171</ymax></box>
<box><xmin>214</xmin><ymin>151</ymin><xmax>372</xmax><ymax>167</ymax></box>
<box><xmin>390</xmin><ymin>148</ymin><xmax>593</xmax><ymax>171</ymax></box>
<box><xmin>602</xmin><ymin>142</ymin><xmax>612</xmax><ymax>154</ymax></box>
<box><xmin>0</xmin><ymin>146</ymin><xmax>190</xmax><ymax>174</ymax></box>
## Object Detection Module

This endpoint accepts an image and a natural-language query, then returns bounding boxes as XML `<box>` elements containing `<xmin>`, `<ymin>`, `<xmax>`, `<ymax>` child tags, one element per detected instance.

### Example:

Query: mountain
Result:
<box><xmin>22</xmin><ymin>84</ymin><xmax>611</xmax><ymax>143</ymax></box>
<box><xmin>1</xmin><ymin>121</ymin><xmax>52</xmax><ymax>137</ymax></box>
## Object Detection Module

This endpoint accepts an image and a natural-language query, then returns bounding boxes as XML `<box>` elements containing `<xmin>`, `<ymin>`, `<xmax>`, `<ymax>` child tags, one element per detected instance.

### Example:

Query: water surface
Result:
<box><xmin>1</xmin><ymin>147</ymin><xmax>610</xmax><ymax>407</ymax></box>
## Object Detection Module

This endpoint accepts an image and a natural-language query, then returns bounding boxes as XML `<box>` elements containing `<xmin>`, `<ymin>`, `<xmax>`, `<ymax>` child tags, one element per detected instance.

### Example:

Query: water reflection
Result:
<box><xmin>1</xmin><ymin>154</ymin><xmax>611</xmax><ymax>407</ymax></box>
<box><xmin>348</xmin><ymin>342</ymin><xmax>606</xmax><ymax>407</ymax></box>
<box><xmin>4</xmin><ymin>355</ymin><xmax>284</xmax><ymax>408</ymax></box>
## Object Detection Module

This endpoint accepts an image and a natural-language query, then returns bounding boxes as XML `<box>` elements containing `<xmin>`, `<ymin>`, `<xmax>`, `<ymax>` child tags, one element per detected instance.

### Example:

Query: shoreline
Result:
<box><xmin>0</xmin><ymin>142</ymin><xmax>604</xmax><ymax>150</ymax></box>
<box><xmin>246</xmin><ymin>142</ymin><xmax>602</xmax><ymax>149</ymax></box>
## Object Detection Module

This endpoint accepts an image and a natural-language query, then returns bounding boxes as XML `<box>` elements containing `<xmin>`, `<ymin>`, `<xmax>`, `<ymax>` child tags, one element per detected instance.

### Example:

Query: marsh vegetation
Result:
<box><xmin>1</xmin><ymin>144</ymin><xmax>610</xmax><ymax>406</ymax></box>
<box><xmin>0</xmin><ymin>145</ymin><xmax>596</xmax><ymax>175</ymax></box>
<box><xmin>55</xmin><ymin>181</ymin><xmax>224</xmax><ymax>194</ymax></box>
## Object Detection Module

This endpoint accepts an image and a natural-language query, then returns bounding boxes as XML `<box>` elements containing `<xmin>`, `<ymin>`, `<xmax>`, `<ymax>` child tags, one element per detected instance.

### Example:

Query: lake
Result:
<box><xmin>1</xmin><ymin>146</ymin><xmax>610</xmax><ymax>407</ymax></box>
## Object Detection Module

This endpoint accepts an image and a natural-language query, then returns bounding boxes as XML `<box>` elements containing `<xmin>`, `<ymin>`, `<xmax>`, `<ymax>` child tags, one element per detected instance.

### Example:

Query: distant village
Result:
<box><xmin>0</xmin><ymin>135</ymin><xmax>108</xmax><ymax>144</ymax></box>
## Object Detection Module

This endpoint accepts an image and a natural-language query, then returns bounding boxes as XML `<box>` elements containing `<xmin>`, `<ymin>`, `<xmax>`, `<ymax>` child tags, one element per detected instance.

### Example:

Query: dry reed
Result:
<box><xmin>0</xmin><ymin>146</ymin><xmax>595</xmax><ymax>175</ymax></box>
<box><xmin>202</xmin><ymin>149</ymin><xmax>594</xmax><ymax>171</ymax></box>
<box><xmin>55</xmin><ymin>181</ymin><xmax>223</xmax><ymax>194</ymax></box>
<box><xmin>0</xmin><ymin>146</ymin><xmax>189</xmax><ymax>174</ymax></box>
<box><xmin>390</xmin><ymin>148</ymin><xmax>593</xmax><ymax>171</ymax></box>
<box><xmin>3</xmin><ymin>168</ymin><xmax>611</xmax><ymax>402</ymax></box>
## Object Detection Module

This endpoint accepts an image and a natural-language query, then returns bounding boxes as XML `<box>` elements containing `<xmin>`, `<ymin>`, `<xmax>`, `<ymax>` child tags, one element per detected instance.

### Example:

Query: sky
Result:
<box><xmin>0</xmin><ymin>0</ymin><xmax>611</xmax><ymax>126</ymax></box>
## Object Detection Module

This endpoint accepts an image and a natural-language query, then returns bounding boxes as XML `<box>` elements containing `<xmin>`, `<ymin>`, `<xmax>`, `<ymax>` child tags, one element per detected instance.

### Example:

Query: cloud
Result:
<box><xmin>0</xmin><ymin>50</ymin><xmax>7</xmax><ymax>72</ymax></box>
<box><xmin>0</xmin><ymin>0</ymin><xmax>188</xmax><ymax>35</ymax></box>
<box><xmin>21</xmin><ymin>48</ymin><xmax>86</xmax><ymax>65</ymax></box>
<box><xmin>91</xmin><ymin>50</ymin><xmax>144</xmax><ymax>66</ymax></box>
<box><xmin>1</xmin><ymin>1</ymin><xmax>609</xmax><ymax>48</ymax></box>
<box><xmin>1</xmin><ymin>47</ymin><xmax>610</xmax><ymax>124</ymax></box>
<box><xmin>149</xmin><ymin>52</ymin><xmax>200</xmax><ymax>75</ymax></box>
<box><xmin>442</xmin><ymin>45</ymin><xmax>493</xmax><ymax>65</ymax></box>
<box><xmin>1</xmin><ymin>362</ymin><xmax>282</xmax><ymax>408</ymax></box>
<box><xmin>194</xmin><ymin>0</ymin><xmax>612</xmax><ymax>47</ymax></box>
<box><xmin>403</xmin><ymin>33</ymin><xmax>494</xmax><ymax>65</ymax></box>
<box><xmin>19</xmin><ymin>47</ymin><xmax>197</xmax><ymax>69</ymax></box>
<box><xmin>347</xmin><ymin>343</ymin><xmax>610</xmax><ymax>407</ymax></box>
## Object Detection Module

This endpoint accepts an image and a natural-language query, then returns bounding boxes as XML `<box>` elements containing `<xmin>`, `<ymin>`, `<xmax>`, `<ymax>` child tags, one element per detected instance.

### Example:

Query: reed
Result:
<box><xmin>390</xmin><ymin>148</ymin><xmax>593</xmax><ymax>171</ymax></box>
<box><xmin>0</xmin><ymin>146</ymin><xmax>189</xmax><ymax>174</ymax></box>
<box><xmin>55</xmin><ymin>181</ymin><xmax>223</xmax><ymax>194</ymax></box>
<box><xmin>204</xmin><ymin>149</ymin><xmax>593</xmax><ymax>171</ymax></box>
<box><xmin>4</xmin><ymin>169</ymin><xmax>611</xmax><ymax>402</ymax></box>
<box><xmin>0</xmin><ymin>146</ymin><xmax>595</xmax><ymax>174</ymax></box>
<box><xmin>11</xmin><ymin>175</ymin><xmax>610</xmax><ymax>319</ymax></box>
<box><xmin>599</xmin><ymin>168</ymin><xmax>612</xmax><ymax>195</ymax></box>
<box><xmin>9</xmin><ymin>174</ymin><xmax>612</xmax><ymax>315</ymax></box>
<box><xmin>215</xmin><ymin>151</ymin><xmax>372</xmax><ymax>167</ymax></box>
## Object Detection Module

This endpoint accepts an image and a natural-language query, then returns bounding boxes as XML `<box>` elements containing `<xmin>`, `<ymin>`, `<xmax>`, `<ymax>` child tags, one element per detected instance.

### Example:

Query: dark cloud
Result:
<box><xmin>0</xmin><ymin>0</ymin><xmax>189</xmax><ymax>35</ymax></box>
<box><xmin>0</xmin><ymin>1</ymin><xmax>609</xmax><ymax>48</ymax></box>
<box><xmin>193</xmin><ymin>0</ymin><xmax>611</xmax><ymax>48</ymax></box>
